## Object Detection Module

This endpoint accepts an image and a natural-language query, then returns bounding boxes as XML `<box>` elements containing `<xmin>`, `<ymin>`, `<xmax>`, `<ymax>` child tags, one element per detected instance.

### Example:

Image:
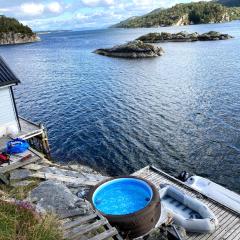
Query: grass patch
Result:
<box><xmin>0</xmin><ymin>180</ymin><xmax>40</xmax><ymax>200</ymax></box>
<box><xmin>0</xmin><ymin>200</ymin><xmax>63</xmax><ymax>240</ymax></box>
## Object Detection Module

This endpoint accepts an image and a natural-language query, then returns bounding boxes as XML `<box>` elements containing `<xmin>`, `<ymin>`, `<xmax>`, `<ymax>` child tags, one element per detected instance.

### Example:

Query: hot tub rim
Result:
<box><xmin>87</xmin><ymin>176</ymin><xmax>160</xmax><ymax>218</ymax></box>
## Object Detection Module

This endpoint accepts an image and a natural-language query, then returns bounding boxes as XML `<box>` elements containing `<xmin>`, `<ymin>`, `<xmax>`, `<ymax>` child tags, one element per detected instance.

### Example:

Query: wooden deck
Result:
<box><xmin>133</xmin><ymin>166</ymin><xmax>240</xmax><ymax>240</ymax></box>
<box><xmin>18</xmin><ymin>117</ymin><xmax>44</xmax><ymax>139</ymax></box>
<box><xmin>0</xmin><ymin>117</ymin><xmax>43</xmax><ymax>151</ymax></box>
<box><xmin>62</xmin><ymin>210</ymin><xmax>123</xmax><ymax>240</ymax></box>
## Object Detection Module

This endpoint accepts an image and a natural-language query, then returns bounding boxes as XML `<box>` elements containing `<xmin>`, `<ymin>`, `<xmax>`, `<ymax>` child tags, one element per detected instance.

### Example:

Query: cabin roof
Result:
<box><xmin>0</xmin><ymin>56</ymin><xmax>20</xmax><ymax>87</ymax></box>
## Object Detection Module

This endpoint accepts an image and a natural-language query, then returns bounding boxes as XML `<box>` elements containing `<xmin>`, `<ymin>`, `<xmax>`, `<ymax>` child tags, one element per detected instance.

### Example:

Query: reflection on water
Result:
<box><xmin>0</xmin><ymin>21</ymin><xmax>240</xmax><ymax>192</ymax></box>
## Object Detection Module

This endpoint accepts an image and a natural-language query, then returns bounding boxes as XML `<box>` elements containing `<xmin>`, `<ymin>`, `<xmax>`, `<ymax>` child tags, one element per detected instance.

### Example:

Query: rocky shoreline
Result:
<box><xmin>0</xmin><ymin>160</ymin><xmax>171</xmax><ymax>240</ymax></box>
<box><xmin>0</xmin><ymin>32</ymin><xmax>40</xmax><ymax>45</ymax></box>
<box><xmin>137</xmin><ymin>31</ymin><xmax>233</xmax><ymax>43</ymax></box>
<box><xmin>94</xmin><ymin>40</ymin><xmax>164</xmax><ymax>58</ymax></box>
<box><xmin>0</xmin><ymin>159</ymin><xmax>106</xmax><ymax>213</ymax></box>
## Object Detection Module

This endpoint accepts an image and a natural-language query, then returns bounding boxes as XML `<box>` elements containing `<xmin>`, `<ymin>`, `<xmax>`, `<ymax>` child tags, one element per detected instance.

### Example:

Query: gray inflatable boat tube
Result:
<box><xmin>159</xmin><ymin>185</ymin><xmax>218</xmax><ymax>233</ymax></box>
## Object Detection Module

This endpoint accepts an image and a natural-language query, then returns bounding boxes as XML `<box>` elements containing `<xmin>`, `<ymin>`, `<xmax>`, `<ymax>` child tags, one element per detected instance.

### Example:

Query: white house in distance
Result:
<box><xmin>0</xmin><ymin>56</ymin><xmax>21</xmax><ymax>138</ymax></box>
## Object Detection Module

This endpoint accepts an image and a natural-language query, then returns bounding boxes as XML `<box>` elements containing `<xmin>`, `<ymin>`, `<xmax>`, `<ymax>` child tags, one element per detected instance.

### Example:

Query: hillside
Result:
<box><xmin>0</xmin><ymin>15</ymin><xmax>40</xmax><ymax>45</ymax></box>
<box><xmin>111</xmin><ymin>2</ymin><xmax>240</xmax><ymax>28</ymax></box>
<box><xmin>217</xmin><ymin>0</ymin><xmax>240</xmax><ymax>7</ymax></box>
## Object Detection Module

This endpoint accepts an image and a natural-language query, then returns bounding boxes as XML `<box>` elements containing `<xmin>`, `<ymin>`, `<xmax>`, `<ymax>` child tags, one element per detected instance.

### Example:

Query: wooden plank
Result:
<box><xmin>63</xmin><ymin>214</ymin><xmax>97</xmax><ymax>230</ymax></box>
<box><xmin>28</xmin><ymin>147</ymin><xmax>48</xmax><ymax>161</ymax></box>
<box><xmin>222</xmin><ymin>219</ymin><xmax>240</xmax><ymax>239</ymax></box>
<box><xmin>0</xmin><ymin>156</ymin><xmax>39</xmax><ymax>174</ymax></box>
<box><xmin>214</xmin><ymin>218</ymin><xmax>240</xmax><ymax>240</ymax></box>
<box><xmin>29</xmin><ymin>172</ymin><xmax>98</xmax><ymax>186</ymax></box>
<box><xmin>227</xmin><ymin>224</ymin><xmax>240</xmax><ymax>240</ymax></box>
<box><xmin>96</xmin><ymin>212</ymin><xmax>123</xmax><ymax>240</ymax></box>
<box><xmin>59</xmin><ymin>208</ymin><xmax>86</xmax><ymax>219</ymax></box>
<box><xmin>88</xmin><ymin>228</ymin><xmax>118</xmax><ymax>240</ymax></box>
<box><xmin>64</xmin><ymin>219</ymin><xmax>107</xmax><ymax>240</ymax></box>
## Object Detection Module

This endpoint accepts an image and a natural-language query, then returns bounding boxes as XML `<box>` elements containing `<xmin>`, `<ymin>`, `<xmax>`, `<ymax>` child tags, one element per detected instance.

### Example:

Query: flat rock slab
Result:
<box><xmin>29</xmin><ymin>180</ymin><xmax>80</xmax><ymax>215</ymax></box>
<box><xmin>10</xmin><ymin>169</ymin><xmax>32</xmax><ymax>180</ymax></box>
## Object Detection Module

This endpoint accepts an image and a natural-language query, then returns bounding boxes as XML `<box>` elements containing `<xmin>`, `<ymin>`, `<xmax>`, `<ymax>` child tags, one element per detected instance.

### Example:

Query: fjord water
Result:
<box><xmin>1</xmin><ymin>21</ymin><xmax>240</xmax><ymax>192</ymax></box>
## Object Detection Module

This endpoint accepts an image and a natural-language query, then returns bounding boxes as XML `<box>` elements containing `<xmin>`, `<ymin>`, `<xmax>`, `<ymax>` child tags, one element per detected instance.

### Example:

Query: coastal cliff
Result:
<box><xmin>0</xmin><ymin>16</ymin><xmax>40</xmax><ymax>45</ymax></box>
<box><xmin>0</xmin><ymin>32</ymin><xmax>40</xmax><ymax>45</ymax></box>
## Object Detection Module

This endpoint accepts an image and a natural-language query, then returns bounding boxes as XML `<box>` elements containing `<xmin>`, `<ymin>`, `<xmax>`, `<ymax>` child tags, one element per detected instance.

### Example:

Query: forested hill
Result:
<box><xmin>0</xmin><ymin>15</ymin><xmax>33</xmax><ymax>35</ymax></box>
<box><xmin>111</xmin><ymin>2</ymin><xmax>240</xmax><ymax>28</ymax></box>
<box><xmin>217</xmin><ymin>0</ymin><xmax>240</xmax><ymax>7</ymax></box>
<box><xmin>0</xmin><ymin>15</ymin><xmax>40</xmax><ymax>45</ymax></box>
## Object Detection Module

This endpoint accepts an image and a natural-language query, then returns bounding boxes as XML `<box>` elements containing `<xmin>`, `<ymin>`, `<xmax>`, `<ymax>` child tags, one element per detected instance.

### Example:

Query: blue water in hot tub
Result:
<box><xmin>93</xmin><ymin>178</ymin><xmax>153</xmax><ymax>215</ymax></box>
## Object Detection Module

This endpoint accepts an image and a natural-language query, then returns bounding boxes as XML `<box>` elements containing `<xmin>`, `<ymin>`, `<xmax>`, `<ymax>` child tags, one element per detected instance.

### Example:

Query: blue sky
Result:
<box><xmin>0</xmin><ymin>0</ymin><xmax>209</xmax><ymax>30</ymax></box>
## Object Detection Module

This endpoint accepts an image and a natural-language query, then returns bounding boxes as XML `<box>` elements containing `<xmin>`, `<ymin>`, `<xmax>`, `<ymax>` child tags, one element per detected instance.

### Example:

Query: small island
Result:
<box><xmin>94</xmin><ymin>40</ymin><xmax>164</xmax><ymax>58</ymax></box>
<box><xmin>0</xmin><ymin>16</ymin><xmax>40</xmax><ymax>45</ymax></box>
<box><xmin>137</xmin><ymin>31</ymin><xmax>233</xmax><ymax>43</ymax></box>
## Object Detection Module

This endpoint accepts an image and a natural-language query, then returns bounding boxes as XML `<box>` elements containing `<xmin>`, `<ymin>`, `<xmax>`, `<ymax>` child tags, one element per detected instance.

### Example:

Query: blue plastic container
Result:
<box><xmin>6</xmin><ymin>138</ymin><xmax>29</xmax><ymax>154</ymax></box>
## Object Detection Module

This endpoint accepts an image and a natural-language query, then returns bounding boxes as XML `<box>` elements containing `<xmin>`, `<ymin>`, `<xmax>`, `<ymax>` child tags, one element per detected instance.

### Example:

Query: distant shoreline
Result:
<box><xmin>36</xmin><ymin>30</ymin><xmax>72</xmax><ymax>35</ymax></box>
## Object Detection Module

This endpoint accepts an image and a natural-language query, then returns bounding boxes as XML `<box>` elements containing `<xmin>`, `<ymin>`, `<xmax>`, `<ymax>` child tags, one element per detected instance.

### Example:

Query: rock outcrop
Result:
<box><xmin>0</xmin><ymin>32</ymin><xmax>40</xmax><ymax>45</ymax></box>
<box><xmin>94</xmin><ymin>40</ymin><xmax>164</xmax><ymax>58</ymax></box>
<box><xmin>137</xmin><ymin>31</ymin><xmax>233</xmax><ymax>43</ymax></box>
<box><xmin>28</xmin><ymin>180</ymin><xmax>91</xmax><ymax>216</ymax></box>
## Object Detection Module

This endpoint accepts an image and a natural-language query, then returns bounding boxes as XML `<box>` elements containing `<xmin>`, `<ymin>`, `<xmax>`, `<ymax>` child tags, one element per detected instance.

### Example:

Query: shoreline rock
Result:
<box><xmin>137</xmin><ymin>31</ymin><xmax>233</xmax><ymax>43</ymax></box>
<box><xmin>94</xmin><ymin>40</ymin><xmax>164</xmax><ymax>58</ymax></box>
<box><xmin>0</xmin><ymin>32</ymin><xmax>40</xmax><ymax>46</ymax></box>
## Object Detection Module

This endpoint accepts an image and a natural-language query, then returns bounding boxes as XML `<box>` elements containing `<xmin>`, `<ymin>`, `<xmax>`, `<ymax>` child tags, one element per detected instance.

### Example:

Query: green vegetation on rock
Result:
<box><xmin>0</xmin><ymin>200</ymin><xmax>63</xmax><ymax>240</ymax></box>
<box><xmin>0</xmin><ymin>15</ymin><xmax>33</xmax><ymax>35</ymax></box>
<box><xmin>112</xmin><ymin>2</ymin><xmax>240</xmax><ymax>28</ymax></box>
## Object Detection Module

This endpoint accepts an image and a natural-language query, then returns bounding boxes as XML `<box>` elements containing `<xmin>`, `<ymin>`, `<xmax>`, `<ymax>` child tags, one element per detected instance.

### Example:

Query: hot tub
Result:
<box><xmin>88</xmin><ymin>177</ymin><xmax>161</xmax><ymax>238</ymax></box>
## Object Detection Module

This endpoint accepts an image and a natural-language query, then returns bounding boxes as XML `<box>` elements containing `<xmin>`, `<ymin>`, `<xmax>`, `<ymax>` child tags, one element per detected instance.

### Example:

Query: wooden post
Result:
<box><xmin>39</xmin><ymin>123</ymin><xmax>51</xmax><ymax>160</ymax></box>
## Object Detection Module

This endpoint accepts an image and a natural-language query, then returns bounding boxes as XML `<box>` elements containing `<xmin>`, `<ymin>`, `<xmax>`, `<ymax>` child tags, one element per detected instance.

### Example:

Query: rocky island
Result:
<box><xmin>0</xmin><ymin>16</ymin><xmax>40</xmax><ymax>45</ymax></box>
<box><xmin>137</xmin><ymin>31</ymin><xmax>233</xmax><ymax>43</ymax></box>
<box><xmin>94</xmin><ymin>40</ymin><xmax>164</xmax><ymax>58</ymax></box>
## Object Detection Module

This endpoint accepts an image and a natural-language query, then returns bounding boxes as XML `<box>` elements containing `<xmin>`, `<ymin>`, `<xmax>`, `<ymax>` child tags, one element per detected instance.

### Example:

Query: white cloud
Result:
<box><xmin>47</xmin><ymin>2</ymin><xmax>62</xmax><ymax>13</ymax></box>
<box><xmin>81</xmin><ymin>0</ymin><xmax>115</xmax><ymax>7</ymax></box>
<box><xmin>75</xmin><ymin>13</ymin><xmax>89</xmax><ymax>21</ymax></box>
<box><xmin>132</xmin><ymin>0</ymin><xmax>153</xmax><ymax>7</ymax></box>
<box><xmin>19</xmin><ymin>1</ymin><xmax>63</xmax><ymax>16</ymax></box>
<box><xmin>20</xmin><ymin>3</ymin><xmax>45</xmax><ymax>16</ymax></box>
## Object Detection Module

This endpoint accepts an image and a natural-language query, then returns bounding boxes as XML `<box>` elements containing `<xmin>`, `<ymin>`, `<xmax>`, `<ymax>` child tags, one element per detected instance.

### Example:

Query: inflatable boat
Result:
<box><xmin>184</xmin><ymin>175</ymin><xmax>240</xmax><ymax>215</ymax></box>
<box><xmin>159</xmin><ymin>185</ymin><xmax>218</xmax><ymax>233</ymax></box>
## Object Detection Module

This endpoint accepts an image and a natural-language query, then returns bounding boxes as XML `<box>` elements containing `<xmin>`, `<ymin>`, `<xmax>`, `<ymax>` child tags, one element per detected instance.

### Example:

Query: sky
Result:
<box><xmin>0</xmin><ymin>0</ymin><xmax>210</xmax><ymax>30</ymax></box>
